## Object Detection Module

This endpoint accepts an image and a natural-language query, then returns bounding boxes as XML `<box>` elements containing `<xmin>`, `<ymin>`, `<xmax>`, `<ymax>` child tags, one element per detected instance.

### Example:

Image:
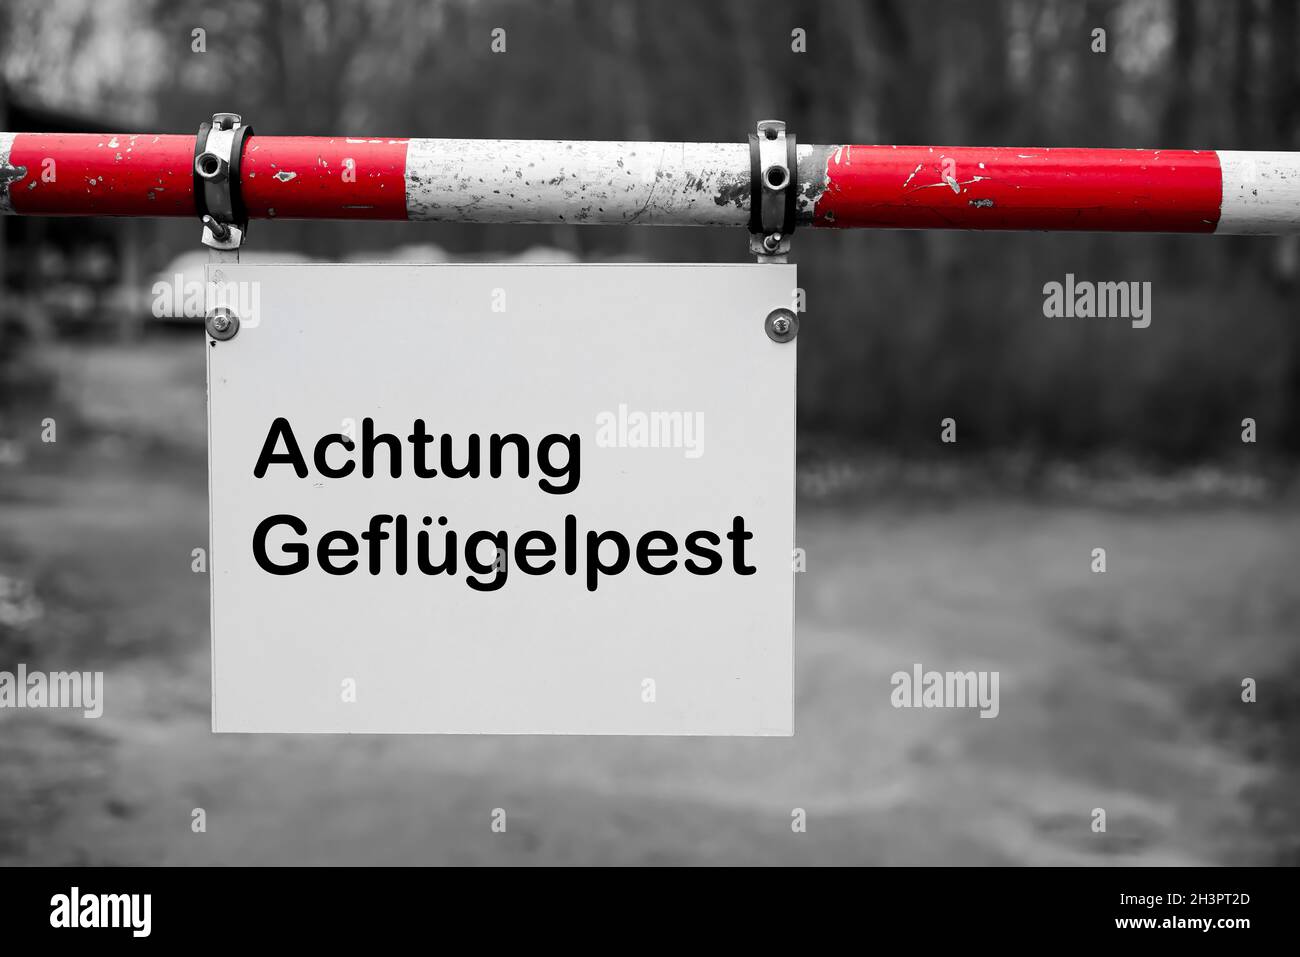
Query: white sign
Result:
<box><xmin>207</xmin><ymin>263</ymin><xmax>795</xmax><ymax>734</ymax></box>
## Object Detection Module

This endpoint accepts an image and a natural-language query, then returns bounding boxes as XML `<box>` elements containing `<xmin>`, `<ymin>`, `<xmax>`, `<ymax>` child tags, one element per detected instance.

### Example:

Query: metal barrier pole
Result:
<box><xmin>2</xmin><ymin>129</ymin><xmax>1298</xmax><ymax>234</ymax></box>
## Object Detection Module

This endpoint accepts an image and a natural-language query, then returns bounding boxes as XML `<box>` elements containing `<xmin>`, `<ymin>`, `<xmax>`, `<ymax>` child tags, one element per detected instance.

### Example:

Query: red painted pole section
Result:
<box><xmin>240</xmin><ymin>136</ymin><xmax>408</xmax><ymax>221</ymax></box>
<box><xmin>811</xmin><ymin>145</ymin><xmax>1223</xmax><ymax>232</ymax></box>
<box><xmin>5</xmin><ymin>133</ymin><xmax>197</xmax><ymax>217</ymax></box>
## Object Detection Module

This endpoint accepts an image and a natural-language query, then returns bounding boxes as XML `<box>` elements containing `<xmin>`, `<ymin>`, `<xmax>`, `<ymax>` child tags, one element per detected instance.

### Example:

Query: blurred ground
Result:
<box><xmin>0</xmin><ymin>337</ymin><xmax>1296</xmax><ymax>865</ymax></box>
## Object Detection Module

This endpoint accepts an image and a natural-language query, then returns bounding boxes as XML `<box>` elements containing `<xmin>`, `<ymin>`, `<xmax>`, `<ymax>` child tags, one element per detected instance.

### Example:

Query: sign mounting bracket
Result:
<box><xmin>194</xmin><ymin>112</ymin><xmax>253</xmax><ymax>263</ymax></box>
<box><xmin>748</xmin><ymin>119</ymin><xmax>797</xmax><ymax>264</ymax></box>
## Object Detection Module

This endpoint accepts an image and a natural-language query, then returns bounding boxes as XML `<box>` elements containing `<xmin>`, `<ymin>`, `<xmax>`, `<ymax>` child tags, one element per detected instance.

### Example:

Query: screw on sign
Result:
<box><xmin>766</xmin><ymin>308</ymin><xmax>798</xmax><ymax>343</ymax></box>
<box><xmin>206</xmin><ymin>307</ymin><xmax>239</xmax><ymax>341</ymax></box>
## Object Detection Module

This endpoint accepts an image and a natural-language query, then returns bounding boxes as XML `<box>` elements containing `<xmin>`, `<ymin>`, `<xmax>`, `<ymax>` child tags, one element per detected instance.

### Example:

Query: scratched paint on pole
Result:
<box><xmin>5</xmin><ymin>133</ymin><xmax>197</xmax><ymax>216</ymax></box>
<box><xmin>207</xmin><ymin>263</ymin><xmax>796</xmax><ymax>734</ymax></box>
<box><xmin>808</xmin><ymin>145</ymin><xmax>1223</xmax><ymax>231</ymax></box>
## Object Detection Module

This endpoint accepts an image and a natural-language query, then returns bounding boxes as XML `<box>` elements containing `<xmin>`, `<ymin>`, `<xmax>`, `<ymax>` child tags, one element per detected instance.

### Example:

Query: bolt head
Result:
<box><xmin>764</xmin><ymin>307</ymin><xmax>799</xmax><ymax>344</ymax></box>
<box><xmin>205</xmin><ymin>307</ymin><xmax>240</xmax><ymax>341</ymax></box>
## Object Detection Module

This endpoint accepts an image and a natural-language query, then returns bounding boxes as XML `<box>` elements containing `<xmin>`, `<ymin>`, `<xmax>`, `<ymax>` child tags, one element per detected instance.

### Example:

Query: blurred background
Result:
<box><xmin>1</xmin><ymin>0</ymin><xmax>1297</xmax><ymax>865</ymax></box>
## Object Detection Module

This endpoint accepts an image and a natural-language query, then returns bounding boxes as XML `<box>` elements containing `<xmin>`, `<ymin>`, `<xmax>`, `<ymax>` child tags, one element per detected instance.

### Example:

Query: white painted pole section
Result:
<box><xmin>1216</xmin><ymin>151</ymin><xmax>1300</xmax><ymax>234</ymax></box>
<box><xmin>404</xmin><ymin>138</ymin><xmax>752</xmax><ymax>226</ymax></box>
